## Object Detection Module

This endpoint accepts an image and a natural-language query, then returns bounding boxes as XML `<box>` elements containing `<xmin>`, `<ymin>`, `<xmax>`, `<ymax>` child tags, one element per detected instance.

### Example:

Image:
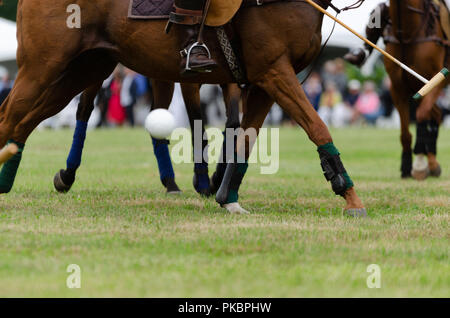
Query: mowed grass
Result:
<box><xmin>0</xmin><ymin>126</ymin><xmax>448</xmax><ymax>297</ymax></box>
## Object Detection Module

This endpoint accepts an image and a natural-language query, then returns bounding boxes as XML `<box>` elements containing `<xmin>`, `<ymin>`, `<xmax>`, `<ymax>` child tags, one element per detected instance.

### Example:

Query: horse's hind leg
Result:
<box><xmin>220</xmin><ymin>57</ymin><xmax>365</xmax><ymax>216</ymax></box>
<box><xmin>53</xmin><ymin>82</ymin><xmax>104</xmax><ymax>193</ymax></box>
<box><xmin>150</xmin><ymin>80</ymin><xmax>181</xmax><ymax>194</ymax></box>
<box><xmin>180</xmin><ymin>83</ymin><xmax>211</xmax><ymax>196</ymax></box>
<box><xmin>0</xmin><ymin>69</ymin><xmax>68</xmax><ymax>193</ymax></box>
<box><xmin>0</xmin><ymin>51</ymin><xmax>117</xmax><ymax>193</ymax></box>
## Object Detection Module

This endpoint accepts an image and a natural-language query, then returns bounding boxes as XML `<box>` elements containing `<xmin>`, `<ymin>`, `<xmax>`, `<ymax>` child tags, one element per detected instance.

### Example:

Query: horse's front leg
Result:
<box><xmin>151</xmin><ymin>80</ymin><xmax>181</xmax><ymax>194</ymax></box>
<box><xmin>260</xmin><ymin>59</ymin><xmax>365</xmax><ymax>216</ymax></box>
<box><xmin>215</xmin><ymin>85</ymin><xmax>273</xmax><ymax>214</ymax></box>
<box><xmin>54</xmin><ymin>83</ymin><xmax>103</xmax><ymax>193</ymax></box>
<box><xmin>180</xmin><ymin>83</ymin><xmax>211</xmax><ymax>196</ymax></box>
<box><xmin>210</xmin><ymin>84</ymin><xmax>242</xmax><ymax>195</ymax></box>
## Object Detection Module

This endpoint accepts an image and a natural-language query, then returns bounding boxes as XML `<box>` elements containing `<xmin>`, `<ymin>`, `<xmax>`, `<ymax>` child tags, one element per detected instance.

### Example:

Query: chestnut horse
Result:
<box><xmin>52</xmin><ymin>81</ymin><xmax>241</xmax><ymax>197</ymax></box>
<box><xmin>385</xmin><ymin>0</ymin><xmax>449</xmax><ymax>179</ymax></box>
<box><xmin>0</xmin><ymin>0</ymin><xmax>365</xmax><ymax>215</ymax></box>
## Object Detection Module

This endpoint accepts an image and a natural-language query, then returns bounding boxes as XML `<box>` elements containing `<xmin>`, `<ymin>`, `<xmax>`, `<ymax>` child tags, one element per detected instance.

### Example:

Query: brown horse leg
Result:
<box><xmin>0</xmin><ymin>67</ymin><xmax>72</xmax><ymax>193</ymax></box>
<box><xmin>0</xmin><ymin>71</ymin><xmax>50</xmax><ymax>148</ymax></box>
<box><xmin>391</xmin><ymin>88</ymin><xmax>413</xmax><ymax>178</ymax></box>
<box><xmin>180</xmin><ymin>83</ymin><xmax>211</xmax><ymax>196</ymax></box>
<box><xmin>0</xmin><ymin>50</ymin><xmax>116</xmax><ymax>194</ymax></box>
<box><xmin>256</xmin><ymin>59</ymin><xmax>365</xmax><ymax>216</ymax></box>
<box><xmin>149</xmin><ymin>80</ymin><xmax>181</xmax><ymax>194</ymax></box>
<box><xmin>413</xmin><ymin>85</ymin><xmax>444</xmax><ymax>180</ymax></box>
<box><xmin>52</xmin><ymin>82</ymin><xmax>104</xmax><ymax>193</ymax></box>
<box><xmin>210</xmin><ymin>84</ymin><xmax>242</xmax><ymax>195</ymax></box>
<box><xmin>216</xmin><ymin>85</ymin><xmax>273</xmax><ymax>214</ymax></box>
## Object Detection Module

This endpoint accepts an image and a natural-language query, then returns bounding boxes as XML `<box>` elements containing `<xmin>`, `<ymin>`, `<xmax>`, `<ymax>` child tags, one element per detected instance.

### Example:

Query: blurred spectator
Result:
<box><xmin>304</xmin><ymin>72</ymin><xmax>322</xmax><ymax>110</ymax></box>
<box><xmin>0</xmin><ymin>71</ymin><xmax>12</xmax><ymax>106</ymax></box>
<box><xmin>344</xmin><ymin>80</ymin><xmax>361</xmax><ymax>108</ymax></box>
<box><xmin>107</xmin><ymin>68</ymin><xmax>126</xmax><ymax>126</ymax></box>
<box><xmin>355</xmin><ymin>81</ymin><xmax>381</xmax><ymax>125</ymax></box>
<box><xmin>318</xmin><ymin>81</ymin><xmax>342</xmax><ymax>126</ymax></box>
<box><xmin>334</xmin><ymin>59</ymin><xmax>349</xmax><ymax>96</ymax></box>
<box><xmin>121</xmin><ymin>68</ymin><xmax>138</xmax><ymax>127</ymax></box>
<box><xmin>344</xmin><ymin>79</ymin><xmax>361</xmax><ymax>124</ymax></box>
<box><xmin>379</xmin><ymin>77</ymin><xmax>394</xmax><ymax>117</ymax></box>
<box><xmin>321</xmin><ymin>59</ymin><xmax>348</xmax><ymax>96</ymax></box>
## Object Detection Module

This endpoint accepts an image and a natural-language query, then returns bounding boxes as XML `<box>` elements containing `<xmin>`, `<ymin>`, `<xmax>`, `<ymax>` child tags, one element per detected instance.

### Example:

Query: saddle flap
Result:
<box><xmin>440</xmin><ymin>3</ymin><xmax>450</xmax><ymax>39</ymax></box>
<box><xmin>206</xmin><ymin>0</ymin><xmax>243</xmax><ymax>27</ymax></box>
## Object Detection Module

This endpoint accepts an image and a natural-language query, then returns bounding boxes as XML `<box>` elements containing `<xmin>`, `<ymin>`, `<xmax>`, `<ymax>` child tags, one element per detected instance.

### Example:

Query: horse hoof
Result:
<box><xmin>411</xmin><ymin>169</ymin><xmax>429</xmax><ymax>181</ymax></box>
<box><xmin>412</xmin><ymin>154</ymin><xmax>429</xmax><ymax>181</ymax></box>
<box><xmin>429</xmin><ymin>165</ymin><xmax>441</xmax><ymax>178</ymax></box>
<box><xmin>193</xmin><ymin>173</ymin><xmax>211</xmax><ymax>197</ymax></box>
<box><xmin>401</xmin><ymin>172</ymin><xmax>412</xmax><ymax>179</ymax></box>
<box><xmin>223</xmin><ymin>202</ymin><xmax>250</xmax><ymax>215</ymax></box>
<box><xmin>53</xmin><ymin>170</ymin><xmax>73</xmax><ymax>193</ymax></box>
<box><xmin>197</xmin><ymin>188</ymin><xmax>211</xmax><ymax>197</ymax></box>
<box><xmin>344</xmin><ymin>208</ymin><xmax>367</xmax><ymax>218</ymax></box>
<box><xmin>164</xmin><ymin>178</ymin><xmax>182</xmax><ymax>194</ymax></box>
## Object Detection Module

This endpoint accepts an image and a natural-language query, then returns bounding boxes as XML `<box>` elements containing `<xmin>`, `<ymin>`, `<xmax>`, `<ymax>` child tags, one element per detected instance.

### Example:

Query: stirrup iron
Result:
<box><xmin>181</xmin><ymin>42</ymin><xmax>213</xmax><ymax>72</ymax></box>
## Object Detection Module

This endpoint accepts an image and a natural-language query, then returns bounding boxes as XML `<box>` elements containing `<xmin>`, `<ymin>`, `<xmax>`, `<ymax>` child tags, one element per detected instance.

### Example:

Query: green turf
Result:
<box><xmin>0</xmin><ymin>127</ymin><xmax>448</xmax><ymax>297</ymax></box>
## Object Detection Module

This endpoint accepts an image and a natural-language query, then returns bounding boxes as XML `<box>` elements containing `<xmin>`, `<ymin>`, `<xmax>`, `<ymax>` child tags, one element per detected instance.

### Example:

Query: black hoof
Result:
<box><xmin>429</xmin><ymin>165</ymin><xmax>442</xmax><ymax>178</ymax></box>
<box><xmin>53</xmin><ymin>169</ymin><xmax>74</xmax><ymax>193</ymax></box>
<box><xmin>401</xmin><ymin>172</ymin><xmax>412</xmax><ymax>179</ymax></box>
<box><xmin>163</xmin><ymin>177</ymin><xmax>182</xmax><ymax>194</ymax></box>
<box><xmin>193</xmin><ymin>174</ymin><xmax>211</xmax><ymax>197</ymax></box>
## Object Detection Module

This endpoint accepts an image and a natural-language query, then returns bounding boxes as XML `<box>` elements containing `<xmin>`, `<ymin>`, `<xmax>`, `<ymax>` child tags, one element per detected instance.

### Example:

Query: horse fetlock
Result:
<box><xmin>318</xmin><ymin>143</ymin><xmax>353</xmax><ymax>197</ymax></box>
<box><xmin>343</xmin><ymin>188</ymin><xmax>365</xmax><ymax>215</ymax></box>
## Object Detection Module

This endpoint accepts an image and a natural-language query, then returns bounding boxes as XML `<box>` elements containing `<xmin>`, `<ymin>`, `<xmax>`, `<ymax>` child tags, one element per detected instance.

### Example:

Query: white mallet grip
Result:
<box><xmin>414</xmin><ymin>68</ymin><xmax>449</xmax><ymax>101</ymax></box>
<box><xmin>0</xmin><ymin>143</ymin><xmax>19</xmax><ymax>165</ymax></box>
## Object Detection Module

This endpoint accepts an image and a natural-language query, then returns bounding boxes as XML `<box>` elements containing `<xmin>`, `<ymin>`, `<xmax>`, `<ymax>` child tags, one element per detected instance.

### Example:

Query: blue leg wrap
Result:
<box><xmin>66</xmin><ymin>120</ymin><xmax>88</xmax><ymax>171</ymax></box>
<box><xmin>152</xmin><ymin>138</ymin><xmax>175</xmax><ymax>181</ymax></box>
<box><xmin>194</xmin><ymin>162</ymin><xmax>210</xmax><ymax>191</ymax></box>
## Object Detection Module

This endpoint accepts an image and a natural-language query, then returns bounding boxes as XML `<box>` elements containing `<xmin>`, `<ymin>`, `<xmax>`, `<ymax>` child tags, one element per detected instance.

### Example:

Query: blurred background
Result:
<box><xmin>1</xmin><ymin>0</ymin><xmax>449</xmax><ymax>130</ymax></box>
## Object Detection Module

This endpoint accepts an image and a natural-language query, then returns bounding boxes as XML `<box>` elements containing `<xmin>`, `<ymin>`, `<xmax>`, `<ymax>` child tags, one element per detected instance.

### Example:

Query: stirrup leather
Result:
<box><xmin>180</xmin><ymin>42</ymin><xmax>213</xmax><ymax>72</ymax></box>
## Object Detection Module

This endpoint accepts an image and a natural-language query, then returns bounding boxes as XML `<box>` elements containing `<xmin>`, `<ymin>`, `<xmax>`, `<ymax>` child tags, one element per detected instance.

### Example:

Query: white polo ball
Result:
<box><xmin>144</xmin><ymin>109</ymin><xmax>176</xmax><ymax>139</ymax></box>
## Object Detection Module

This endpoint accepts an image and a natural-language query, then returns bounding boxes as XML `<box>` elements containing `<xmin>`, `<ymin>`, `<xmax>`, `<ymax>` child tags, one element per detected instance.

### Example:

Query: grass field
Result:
<box><xmin>0</xmin><ymin>127</ymin><xmax>448</xmax><ymax>297</ymax></box>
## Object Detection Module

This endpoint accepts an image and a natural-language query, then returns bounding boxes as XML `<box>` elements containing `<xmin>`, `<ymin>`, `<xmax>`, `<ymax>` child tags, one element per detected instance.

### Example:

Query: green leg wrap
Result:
<box><xmin>226</xmin><ymin>157</ymin><xmax>248</xmax><ymax>204</ymax></box>
<box><xmin>0</xmin><ymin>140</ymin><xmax>25</xmax><ymax>194</ymax></box>
<box><xmin>318</xmin><ymin>142</ymin><xmax>354</xmax><ymax>195</ymax></box>
<box><xmin>216</xmin><ymin>156</ymin><xmax>249</xmax><ymax>205</ymax></box>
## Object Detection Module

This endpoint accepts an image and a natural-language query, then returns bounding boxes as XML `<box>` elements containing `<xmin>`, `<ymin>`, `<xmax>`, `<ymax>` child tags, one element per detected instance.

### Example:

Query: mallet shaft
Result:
<box><xmin>304</xmin><ymin>0</ymin><xmax>428</xmax><ymax>83</ymax></box>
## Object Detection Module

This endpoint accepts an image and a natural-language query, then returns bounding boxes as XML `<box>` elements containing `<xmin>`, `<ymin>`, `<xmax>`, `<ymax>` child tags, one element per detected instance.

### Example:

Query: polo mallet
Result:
<box><xmin>305</xmin><ymin>0</ymin><xmax>449</xmax><ymax>101</ymax></box>
<box><xmin>0</xmin><ymin>143</ymin><xmax>18</xmax><ymax>165</ymax></box>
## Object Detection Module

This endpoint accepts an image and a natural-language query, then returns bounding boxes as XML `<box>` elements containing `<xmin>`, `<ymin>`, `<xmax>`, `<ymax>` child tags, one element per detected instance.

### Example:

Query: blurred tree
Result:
<box><xmin>0</xmin><ymin>0</ymin><xmax>18</xmax><ymax>21</ymax></box>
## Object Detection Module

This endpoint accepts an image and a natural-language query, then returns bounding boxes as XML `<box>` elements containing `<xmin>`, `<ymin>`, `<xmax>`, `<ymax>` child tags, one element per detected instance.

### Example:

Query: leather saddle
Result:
<box><xmin>129</xmin><ymin>0</ymin><xmax>243</xmax><ymax>27</ymax></box>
